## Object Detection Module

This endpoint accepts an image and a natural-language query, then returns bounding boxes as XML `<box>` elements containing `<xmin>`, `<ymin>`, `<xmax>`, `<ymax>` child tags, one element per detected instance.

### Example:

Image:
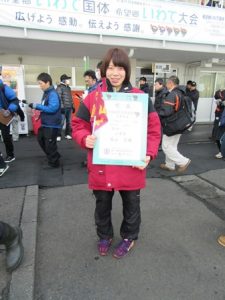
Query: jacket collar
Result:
<box><xmin>44</xmin><ymin>85</ymin><xmax>54</xmax><ymax>94</ymax></box>
<box><xmin>104</xmin><ymin>78</ymin><xmax>133</xmax><ymax>93</ymax></box>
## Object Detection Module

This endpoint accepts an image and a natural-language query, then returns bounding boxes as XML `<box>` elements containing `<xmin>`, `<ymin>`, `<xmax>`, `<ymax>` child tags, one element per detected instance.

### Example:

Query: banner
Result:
<box><xmin>0</xmin><ymin>0</ymin><xmax>225</xmax><ymax>45</ymax></box>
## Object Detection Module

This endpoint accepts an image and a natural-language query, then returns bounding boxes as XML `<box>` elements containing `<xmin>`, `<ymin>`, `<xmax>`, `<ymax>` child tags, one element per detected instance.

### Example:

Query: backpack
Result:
<box><xmin>162</xmin><ymin>89</ymin><xmax>196</xmax><ymax>136</ymax></box>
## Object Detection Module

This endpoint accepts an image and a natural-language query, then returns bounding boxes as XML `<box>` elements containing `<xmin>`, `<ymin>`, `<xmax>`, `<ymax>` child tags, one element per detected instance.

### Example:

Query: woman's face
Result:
<box><xmin>106</xmin><ymin>60</ymin><xmax>126</xmax><ymax>90</ymax></box>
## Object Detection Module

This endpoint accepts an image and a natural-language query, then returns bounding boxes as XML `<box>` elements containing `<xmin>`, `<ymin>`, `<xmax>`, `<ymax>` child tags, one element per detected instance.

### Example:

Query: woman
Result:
<box><xmin>72</xmin><ymin>48</ymin><xmax>161</xmax><ymax>259</ymax></box>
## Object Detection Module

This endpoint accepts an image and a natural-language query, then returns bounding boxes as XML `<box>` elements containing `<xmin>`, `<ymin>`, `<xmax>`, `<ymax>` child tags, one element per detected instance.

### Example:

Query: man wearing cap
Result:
<box><xmin>186</xmin><ymin>80</ymin><xmax>199</xmax><ymax>113</ymax></box>
<box><xmin>56</xmin><ymin>74</ymin><xmax>75</xmax><ymax>141</ymax></box>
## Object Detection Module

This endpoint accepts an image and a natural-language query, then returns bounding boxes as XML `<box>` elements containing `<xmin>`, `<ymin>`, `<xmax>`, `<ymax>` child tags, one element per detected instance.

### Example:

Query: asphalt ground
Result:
<box><xmin>1</xmin><ymin>123</ymin><xmax>225</xmax><ymax>300</ymax></box>
<box><xmin>0</xmin><ymin>123</ymin><xmax>223</xmax><ymax>189</ymax></box>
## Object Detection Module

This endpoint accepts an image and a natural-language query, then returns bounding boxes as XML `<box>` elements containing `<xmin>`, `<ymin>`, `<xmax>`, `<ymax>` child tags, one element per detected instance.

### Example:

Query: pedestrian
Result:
<box><xmin>0</xmin><ymin>221</ymin><xmax>24</xmax><ymax>272</ymax></box>
<box><xmin>154</xmin><ymin>78</ymin><xmax>167</xmax><ymax>115</ymax></box>
<box><xmin>0</xmin><ymin>77</ymin><xmax>20</xmax><ymax>163</ymax></box>
<box><xmin>72</xmin><ymin>47</ymin><xmax>161</xmax><ymax>259</ymax></box>
<box><xmin>139</xmin><ymin>76</ymin><xmax>150</xmax><ymax>94</ymax></box>
<box><xmin>185</xmin><ymin>80</ymin><xmax>199</xmax><ymax>132</ymax></box>
<box><xmin>28</xmin><ymin>73</ymin><xmax>61</xmax><ymax>168</ymax></box>
<box><xmin>154</xmin><ymin>78</ymin><xmax>167</xmax><ymax>150</ymax></box>
<box><xmin>186</xmin><ymin>80</ymin><xmax>199</xmax><ymax>114</ymax></box>
<box><xmin>83</xmin><ymin>69</ymin><xmax>98</xmax><ymax>96</ymax></box>
<box><xmin>159</xmin><ymin>75</ymin><xmax>191</xmax><ymax>172</ymax></box>
<box><xmin>218</xmin><ymin>106</ymin><xmax>225</xmax><ymax>158</ymax></box>
<box><xmin>95</xmin><ymin>61</ymin><xmax>102</xmax><ymax>84</ymax></box>
<box><xmin>211</xmin><ymin>89</ymin><xmax>225</xmax><ymax>159</ymax></box>
<box><xmin>220</xmin><ymin>132</ymin><xmax>225</xmax><ymax>158</ymax></box>
<box><xmin>56</xmin><ymin>74</ymin><xmax>75</xmax><ymax>141</ymax></box>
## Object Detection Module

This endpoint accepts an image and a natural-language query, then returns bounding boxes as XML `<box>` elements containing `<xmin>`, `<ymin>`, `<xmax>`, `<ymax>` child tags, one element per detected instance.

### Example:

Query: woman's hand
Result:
<box><xmin>133</xmin><ymin>156</ymin><xmax>151</xmax><ymax>170</ymax></box>
<box><xmin>85</xmin><ymin>135</ymin><xmax>96</xmax><ymax>149</ymax></box>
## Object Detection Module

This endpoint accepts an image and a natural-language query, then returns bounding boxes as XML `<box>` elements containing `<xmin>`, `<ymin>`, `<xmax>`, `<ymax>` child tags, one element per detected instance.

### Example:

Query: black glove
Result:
<box><xmin>28</xmin><ymin>103</ymin><xmax>34</xmax><ymax>109</ymax></box>
<box><xmin>72</xmin><ymin>106</ymin><xmax>75</xmax><ymax>113</ymax></box>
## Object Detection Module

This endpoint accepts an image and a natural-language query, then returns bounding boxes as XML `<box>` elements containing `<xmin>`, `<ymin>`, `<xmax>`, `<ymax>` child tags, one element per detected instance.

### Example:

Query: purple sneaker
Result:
<box><xmin>97</xmin><ymin>239</ymin><xmax>112</xmax><ymax>256</ymax></box>
<box><xmin>113</xmin><ymin>239</ymin><xmax>135</xmax><ymax>259</ymax></box>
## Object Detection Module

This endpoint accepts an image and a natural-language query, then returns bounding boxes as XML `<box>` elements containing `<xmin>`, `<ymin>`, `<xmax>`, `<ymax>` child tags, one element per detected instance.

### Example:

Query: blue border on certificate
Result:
<box><xmin>93</xmin><ymin>92</ymin><xmax>148</xmax><ymax>166</ymax></box>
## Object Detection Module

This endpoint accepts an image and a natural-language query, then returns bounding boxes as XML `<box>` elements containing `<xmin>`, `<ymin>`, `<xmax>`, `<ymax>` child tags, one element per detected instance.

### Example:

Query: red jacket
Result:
<box><xmin>72</xmin><ymin>79</ymin><xmax>161</xmax><ymax>191</ymax></box>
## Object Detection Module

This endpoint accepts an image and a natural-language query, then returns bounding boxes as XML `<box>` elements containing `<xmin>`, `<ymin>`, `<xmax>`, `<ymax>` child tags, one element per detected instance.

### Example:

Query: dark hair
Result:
<box><xmin>101</xmin><ymin>48</ymin><xmax>131</xmax><ymax>84</ymax></box>
<box><xmin>155</xmin><ymin>78</ymin><xmax>164</xmax><ymax>85</ymax></box>
<box><xmin>140</xmin><ymin>77</ymin><xmax>147</xmax><ymax>82</ymax></box>
<box><xmin>37</xmin><ymin>73</ymin><xmax>52</xmax><ymax>85</ymax></box>
<box><xmin>187</xmin><ymin>80</ymin><xmax>192</xmax><ymax>85</ymax></box>
<box><xmin>83</xmin><ymin>69</ymin><xmax>97</xmax><ymax>80</ymax></box>
<box><xmin>96</xmin><ymin>61</ymin><xmax>102</xmax><ymax>69</ymax></box>
<box><xmin>168</xmin><ymin>75</ymin><xmax>179</xmax><ymax>85</ymax></box>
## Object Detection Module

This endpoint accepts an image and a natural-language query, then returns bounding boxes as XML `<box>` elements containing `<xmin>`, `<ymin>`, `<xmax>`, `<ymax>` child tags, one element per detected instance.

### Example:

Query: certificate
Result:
<box><xmin>93</xmin><ymin>92</ymin><xmax>148</xmax><ymax>166</ymax></box>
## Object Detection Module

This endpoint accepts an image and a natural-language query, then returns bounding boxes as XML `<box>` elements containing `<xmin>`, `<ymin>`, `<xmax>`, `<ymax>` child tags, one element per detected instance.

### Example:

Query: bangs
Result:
<box><xmin>110</xmin><ymin>49</ymin><xmax>127</xmax><ymax>69</ymax></box>
<box><xmin>101</xmin><ymin>48</ymin><xmax>131</xmax><ymax>83</ymax></box>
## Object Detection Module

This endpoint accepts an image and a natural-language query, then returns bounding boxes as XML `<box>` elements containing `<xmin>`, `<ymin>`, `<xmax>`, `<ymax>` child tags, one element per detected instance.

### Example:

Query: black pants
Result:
<box><xmin>37</xmin><ymin>127</ymin><xmax>60</xmax><ymax>166</ymax></box>
<box><xmin>57</xmin><ymin>108</ymin><xmax>72</xmax><ymax>137</ymax></box>
<box><xmin>0</xmin><ymin>123</ymin><xmax>14</xmax><ymax>157</ymax></box>
<box><xmin>0</xmin><ymin>151</ymin><xmax>6</xmax><ymax>168</ymax></box>
<box><xmin>93</xmin><ymin>190</ymin><xmax>141</xmax><ymax>240</ymax></box>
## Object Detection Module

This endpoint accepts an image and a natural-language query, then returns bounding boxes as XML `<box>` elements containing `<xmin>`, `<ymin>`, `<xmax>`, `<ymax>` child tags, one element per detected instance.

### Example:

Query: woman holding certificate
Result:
<box><xmin>72</xmin><ymin>48</ymin><xmax>161</xmax><ymax>259</ymax></box>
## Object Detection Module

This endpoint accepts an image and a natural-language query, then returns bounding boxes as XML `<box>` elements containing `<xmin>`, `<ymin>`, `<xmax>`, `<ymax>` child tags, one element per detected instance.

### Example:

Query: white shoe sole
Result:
<box><xmin>0</xmin><ymin>165</ymin><xmax>9</xmax><ymax>177</ymax></box>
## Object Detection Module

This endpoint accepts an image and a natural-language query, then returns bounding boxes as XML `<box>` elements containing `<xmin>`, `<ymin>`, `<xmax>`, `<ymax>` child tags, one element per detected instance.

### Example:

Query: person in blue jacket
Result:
<box><xmin>0</xmin><ymin>78</ymin><xmax>19</xmax><ymax>163</ymax></box>
<box><xmin>29</xmin><ymin>73</ymin><xmax>61</xmax><ymax>168</ymax></box>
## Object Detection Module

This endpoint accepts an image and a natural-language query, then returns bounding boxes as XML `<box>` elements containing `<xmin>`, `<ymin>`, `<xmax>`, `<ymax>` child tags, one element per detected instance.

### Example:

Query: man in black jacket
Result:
<box><xmin>158</xmin><ymin>76</ymin><xmax>191</xmax><ymax>172</ymax></box>
<box><xmin>56</xmin><ymin>74</ymin><xmax>75</xmax><ymax>141</ymax></box>
<box><xmin>186</xmin><ymin>80</ymin><xmax>199</xmax><ymax>113</ymax></box>
<box><xmin>154</xmin><ymin>78</ymin><xmax>167</xmax><ymax>115</ymax></box>
<box><xmin>139</xmin><ymin>77</ymin><xmax>150</xmax><ymax>94</ymax></box>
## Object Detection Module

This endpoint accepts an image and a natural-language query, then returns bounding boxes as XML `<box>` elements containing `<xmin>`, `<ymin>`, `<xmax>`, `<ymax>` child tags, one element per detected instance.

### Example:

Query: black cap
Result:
<box><xmin>191</xmin><ymin>81</ymin><xmax>197</xmax><ymax>87</ymax></box>
<box><xmin>60</xmin><ymin>74</ymin><xmax>71</xmax><ymax>81</ymax></box>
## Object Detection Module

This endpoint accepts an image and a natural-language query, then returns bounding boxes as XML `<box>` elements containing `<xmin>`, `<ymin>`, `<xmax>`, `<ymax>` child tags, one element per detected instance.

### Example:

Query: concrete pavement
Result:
<box><xmin>1</xmin><ymin>123</ymin><xmax>225</xmax><ymax>299</ymax></box>
<box><xmin>34</xmin><ymin>172</ymin><xmax>225</xmax><ymax>300</ymax></box>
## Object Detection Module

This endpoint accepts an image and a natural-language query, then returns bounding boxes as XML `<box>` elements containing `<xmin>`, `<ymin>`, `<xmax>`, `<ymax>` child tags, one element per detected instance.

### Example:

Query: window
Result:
<box><xmin>75</xmin><ymin>66</ymin><xmax>86</xmax><ymax>87</ymax></box>
<box><xmin>215</xmin><ymin>73</ymin><xmax>225</xmax><ymax>92</ymax></box>
<box><xmin>24</xmin><ymin>65</ymin><xmax>48</xmax><ymax>85</ymax></box>
<box><xmin>198</xmin><ymin>72</ymin><xmax>216</xmax><ymax>97</ymax></box>
<box><xmin>49</xmin><ymin>67</ymin><xmax>72</xmax><ymax>86</ymax></box>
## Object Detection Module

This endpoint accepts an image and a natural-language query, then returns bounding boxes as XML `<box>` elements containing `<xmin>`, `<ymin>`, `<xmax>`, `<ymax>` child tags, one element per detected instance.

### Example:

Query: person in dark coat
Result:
<box><xmin>186</xmin><ymin>80</ymin><xmax>200</xmax><ymax>113</ymax></box>
<box><xmin>154</xmin><ymin>78</ymin><xmax>167</xmax><ymax>115</ymax></box>
<box><xmin>158</xmin><ymin>76</ymin><xmax>191</xmax><ymax>172</ymax></box>
<box><xmin>56</xmin><ymin>74</ymin><xmax>75</xmax><ymax>141</ymax></box>
<box><xmin>212</xmin><ymin>89</ymin><xmax>225</xmax><ymax>159</ymax></box>
<box><xmin>139</xmin><ymin>77</ymin><xmax>150</xmax><ymax>94</ymax></box>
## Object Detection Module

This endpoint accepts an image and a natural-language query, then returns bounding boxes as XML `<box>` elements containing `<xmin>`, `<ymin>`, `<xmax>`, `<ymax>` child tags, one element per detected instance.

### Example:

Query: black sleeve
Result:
<box><xmin>76</xmin><ymin>102</ymin><xmax>90</xmax><ymax>122</ymax></box>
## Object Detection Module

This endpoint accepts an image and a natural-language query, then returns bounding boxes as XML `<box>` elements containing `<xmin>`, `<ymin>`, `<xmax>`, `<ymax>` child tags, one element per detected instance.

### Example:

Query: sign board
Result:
<box><xmin>0</xmin><ymin>1</ymin><xmax>225</xmax><ymax>45</ymax></box>
<box><xmin>154</xmin><ymin>63</ymin><xmax>171</xmax><ymax>73</ymax></box>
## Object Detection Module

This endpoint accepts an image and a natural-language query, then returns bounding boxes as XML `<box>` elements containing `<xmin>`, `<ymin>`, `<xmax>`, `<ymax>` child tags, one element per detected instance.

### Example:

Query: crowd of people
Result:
<box><xmin>0</xmin><ymin>47</ymin><xmax>225</xmax><ymax>271</ymax></box>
